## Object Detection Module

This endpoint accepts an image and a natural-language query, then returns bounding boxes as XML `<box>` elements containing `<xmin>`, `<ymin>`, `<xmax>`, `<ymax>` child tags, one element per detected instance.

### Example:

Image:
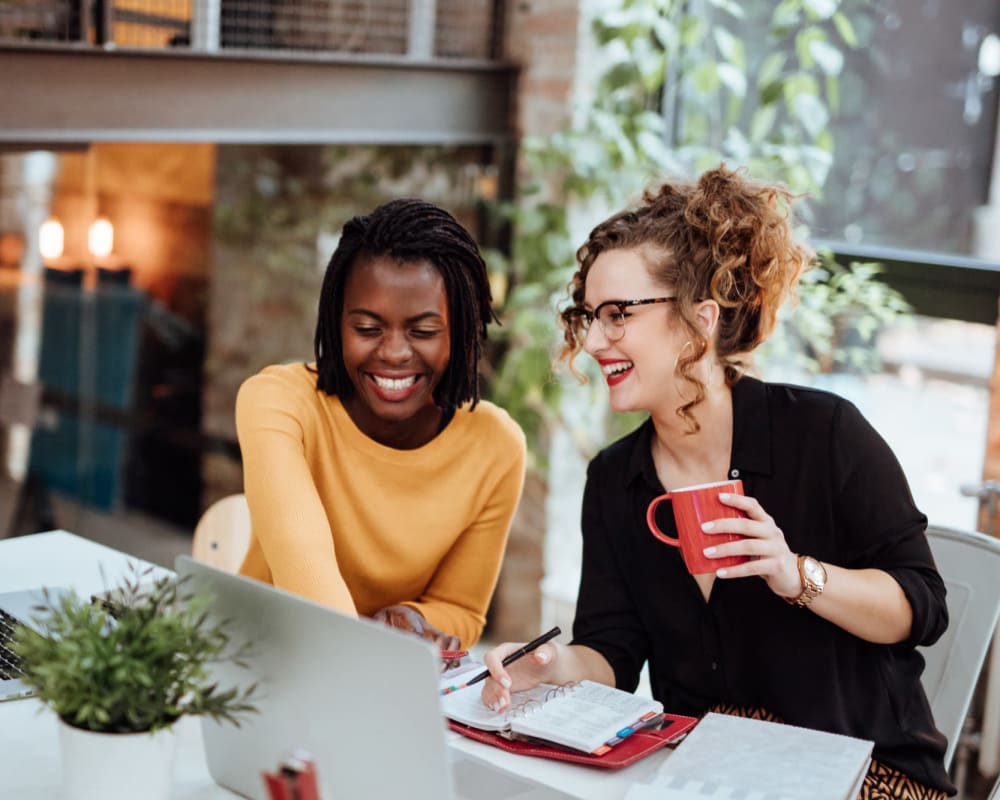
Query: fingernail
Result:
<box><xmin>536</xmin><ymin>650</ymin><xmax>550</xmax><ymax>664</ymax></box>
<box><xmin>718</xmin><ymin>493</ymin><xmax>730</xmax><ymax>500</ymax></box>
<box><xmin>702</xmin><ymin>522</ymin><xmax>715</xmax><ymax>531</ymax></box>
<box><xmin>500</xmin><ymin>676</ymin><xmax>511</xmax><ymax>688</ymax></box>
<box><xmin>717</xmin><ymin>568</ymin><xmax>728</xmax><ymax>577</ymax></box>
<box><xmin>704</xmin><ymin>546</ymin><xmax>716</xmax><ymax>556</ymax></box>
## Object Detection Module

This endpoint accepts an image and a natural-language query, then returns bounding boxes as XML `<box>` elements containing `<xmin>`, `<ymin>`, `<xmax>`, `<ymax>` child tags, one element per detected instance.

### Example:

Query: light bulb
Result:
<box><xmin>88</xmin><ymin>217</ymin><xmax>114</xmax><ymax>259</ymax></box>
<box><xmin>39</xmin><ymin>217</ymin><xmax>64</xmax><ymax>261</ymax></box>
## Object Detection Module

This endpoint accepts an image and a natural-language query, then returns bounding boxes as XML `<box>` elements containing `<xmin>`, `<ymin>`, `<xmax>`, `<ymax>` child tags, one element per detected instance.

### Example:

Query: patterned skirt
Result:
<box><xmin>708</xmin><ymin>704</ymin><xmax>948</xmax><ymax>800</ymax></box>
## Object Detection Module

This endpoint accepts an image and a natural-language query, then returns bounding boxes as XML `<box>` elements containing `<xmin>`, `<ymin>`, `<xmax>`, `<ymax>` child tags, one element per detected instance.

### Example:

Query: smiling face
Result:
<box><xmin>339</xmin><ymin>256</ymin><xmax>451</xmax><ymax>446</ymax></box>
<box><xmin>582</xmin><ymin>247</ymin><xmax>691</xmax><ymax>415</ymax></box>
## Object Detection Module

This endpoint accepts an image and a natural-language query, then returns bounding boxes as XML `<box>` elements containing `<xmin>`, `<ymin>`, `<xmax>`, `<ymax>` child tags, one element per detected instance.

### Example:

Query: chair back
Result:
<box><xmin>192</xmin><ymin>493</ymin><xmax>252</xmax><ymax>573</ymax></box>
<box><xmin>919</xmin><ymin>525</ymin><xmax>1000</xmax><ymax>768</ymax></box>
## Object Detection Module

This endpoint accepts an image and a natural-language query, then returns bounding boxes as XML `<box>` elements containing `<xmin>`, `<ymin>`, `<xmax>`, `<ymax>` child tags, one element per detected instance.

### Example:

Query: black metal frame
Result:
<box><xmin>818</xmin><ymin>239</ymin><xmax>1000</xmax><ymax>326</ymax></box>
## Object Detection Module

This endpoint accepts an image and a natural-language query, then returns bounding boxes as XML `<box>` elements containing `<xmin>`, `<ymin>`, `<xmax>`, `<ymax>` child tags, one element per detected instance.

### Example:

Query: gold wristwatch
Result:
<box><xmin>785</xmin><ymin>555</ymin><xmax>827</xmax><ymax>607</ymax></box>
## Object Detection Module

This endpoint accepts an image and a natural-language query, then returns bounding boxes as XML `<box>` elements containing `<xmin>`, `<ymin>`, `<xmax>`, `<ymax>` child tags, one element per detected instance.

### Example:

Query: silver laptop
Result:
<box><xmin>175</xmin><ymin>556</ymin><xmax>574</xmax><ymax>800</ymax></box>
<box><xmin>0</xmin><ymin>587</ymin><xmax>70</xmax><ymax>701</ymax></box>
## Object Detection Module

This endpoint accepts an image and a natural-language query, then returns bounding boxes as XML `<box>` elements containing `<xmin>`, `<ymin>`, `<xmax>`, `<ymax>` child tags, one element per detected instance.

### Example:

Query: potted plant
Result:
<box><xmin>12</xmin><ymin>565</ymin><xmax>257</xmax><ymax>800</ymax></box>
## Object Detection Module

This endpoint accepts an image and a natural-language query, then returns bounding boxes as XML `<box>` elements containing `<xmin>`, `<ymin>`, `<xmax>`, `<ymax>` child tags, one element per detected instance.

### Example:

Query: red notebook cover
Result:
<box><xmin>447</xmin><ymin>713</ymin><xmax>699</xmax><ymax>770</ymax></box>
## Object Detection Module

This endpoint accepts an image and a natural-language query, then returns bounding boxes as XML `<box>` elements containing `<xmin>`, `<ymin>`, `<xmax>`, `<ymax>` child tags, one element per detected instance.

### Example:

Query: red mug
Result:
<box><xmin>646</xmin><ymin>479</ymin><xmax>749</xmax><ymax>574</ymax></box>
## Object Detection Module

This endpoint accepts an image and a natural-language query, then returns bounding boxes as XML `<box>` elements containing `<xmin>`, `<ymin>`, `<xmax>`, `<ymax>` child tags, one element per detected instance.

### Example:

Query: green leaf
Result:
<box><xmin>703</xmin><ymin>0</ymin><xmax>745</xmax><ymax>17</ymax></box>
<box><xmin>713</xmin><ymin>28</ymin><xmax>744</xmax><ymax>68</ymax></box>
<box><xmin>717</xmin><ymin>63</ymin><xmax>747</xmax><ymax>97</ymax></box>
<box><xmin>749</xmin><ymin>106</ymin><xmax>778</xmax><ymax>143</ymax></box>
<box><xmin>756</xmin><ymin>53</ymin><xmax>787</xmax><ymax>88</ymax></box>
<box><xmin>809</xmin><ymin>40</ymin><xmax>844</xmax><ymax>75</ymax></box>
<box><xmin>759</xmin><ymin>79</ymin><xmax>785</xmax><ymax>106</ymax></box>
<box><xmin>679</xmin><ymin>15</ymin><xmax>707</xmax><ymax>47</ymax></box>
<box><xmin>772</xmin><ymin>0</ymin><xmax>802</xmax><ymax>28</ymax></box>
<box><xmin>832</xmin><ymin>12</ymin><xmax>858</xmax><ymax>47</ymax></box>
<box><xmin>13</xmin><ymin>565</ymin><xmax>258</xmax><ymax>733</ymax></box>
<box><xmin>651</xmin><ymin>16</ymin><xmax>677</xmax><ymax>50</ymax></box>
<box><xmin>782</xmin><ymin>72</ymin><xmax>820</xmax><ymax>103</ymax></box>
<box><xmin>803</xmin><ymin>0</ymin><xmax>838</xmax><ymax>21</ymax></box>
<box><xmin>723</xmin><ymin>128</ymin><xmax>752</xmax><ymax>161</ymax></box>
<box><xmin>690</xmin><ymin>63</ymin><xmax>721</xmax><ymax>95</ymax></box>
<box><xmin>791</xmin><ymin>92</ymin><xmax>829</xmax><ymax>139</ymax></box>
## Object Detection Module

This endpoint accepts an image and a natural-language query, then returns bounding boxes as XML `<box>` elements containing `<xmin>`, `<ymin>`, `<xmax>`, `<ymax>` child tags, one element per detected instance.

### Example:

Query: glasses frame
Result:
<box><xmin>570</xmin><ymin>296</ymin><xmax>678</xmax><ymax>341</ymax></box>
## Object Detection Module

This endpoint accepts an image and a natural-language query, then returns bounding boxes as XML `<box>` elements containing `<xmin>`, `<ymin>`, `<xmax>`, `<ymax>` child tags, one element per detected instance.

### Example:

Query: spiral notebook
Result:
<box><xmin>442</xmin><ymin>680</ymin><xmax>666</xmax><ymax>756</ymax></box>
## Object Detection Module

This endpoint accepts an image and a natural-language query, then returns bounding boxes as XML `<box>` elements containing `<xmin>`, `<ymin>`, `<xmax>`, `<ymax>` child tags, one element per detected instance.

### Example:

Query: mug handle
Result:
<box><xmin>646</xmin><ymin>494</ymin><xmax>679</xmax><ymax>547</ymax></box>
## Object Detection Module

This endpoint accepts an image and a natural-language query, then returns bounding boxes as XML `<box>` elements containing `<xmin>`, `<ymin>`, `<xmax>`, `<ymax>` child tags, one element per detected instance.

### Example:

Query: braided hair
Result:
<box><xmin>313</xmin><ymin>198</ymin><xmax>497</xmax><ymax>409</ymax></box>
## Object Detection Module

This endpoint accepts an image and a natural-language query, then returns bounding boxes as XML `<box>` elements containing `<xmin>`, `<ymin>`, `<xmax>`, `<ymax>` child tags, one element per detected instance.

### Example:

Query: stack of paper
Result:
<box><xmin>624</xmin><ymin>712</ymin><xmax>873</xmax><ymax>800</ymax></box>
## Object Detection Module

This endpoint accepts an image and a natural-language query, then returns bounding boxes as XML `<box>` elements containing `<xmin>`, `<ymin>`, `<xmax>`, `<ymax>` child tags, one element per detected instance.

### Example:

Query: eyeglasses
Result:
<box><xmin>566</xmin><ymin>297</ymin><xmax>677</xmax><ymax>342</ymax></box>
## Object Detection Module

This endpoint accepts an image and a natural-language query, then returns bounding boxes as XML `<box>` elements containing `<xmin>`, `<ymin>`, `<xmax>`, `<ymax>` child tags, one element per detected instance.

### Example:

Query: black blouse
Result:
<box><xmin>571</xmin><ymin>377</ymin><xmax>954</xmax><ymax>794</ymax></box>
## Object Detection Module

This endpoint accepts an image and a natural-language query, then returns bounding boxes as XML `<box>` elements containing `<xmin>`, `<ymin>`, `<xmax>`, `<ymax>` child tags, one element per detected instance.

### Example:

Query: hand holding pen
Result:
<box><xmin>440</xmin><ymin>626</ymin><xmax>561</xmax><ymax>697</ymax></box>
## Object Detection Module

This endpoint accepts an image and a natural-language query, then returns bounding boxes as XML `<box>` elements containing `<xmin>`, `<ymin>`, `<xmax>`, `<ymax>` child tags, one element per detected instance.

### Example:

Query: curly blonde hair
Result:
<box><xmin>559</xmin><ymin>165</ymin><xmax>814</xmax><ymax>432</ymax></box>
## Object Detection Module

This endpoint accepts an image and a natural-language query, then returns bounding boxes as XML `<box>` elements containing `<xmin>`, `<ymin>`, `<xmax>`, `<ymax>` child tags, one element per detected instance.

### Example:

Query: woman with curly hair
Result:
<box><xmin>481</xmin><ymin>167</ymin><xmax>954</xmax><ymax>798</ymax></box>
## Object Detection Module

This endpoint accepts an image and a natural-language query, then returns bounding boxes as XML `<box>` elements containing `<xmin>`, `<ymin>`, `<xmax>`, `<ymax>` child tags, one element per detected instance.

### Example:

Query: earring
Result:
<box><xmin>673</xmin><ymin>340</ymin><xmax>694</xmax><ymax>372</ymax></box>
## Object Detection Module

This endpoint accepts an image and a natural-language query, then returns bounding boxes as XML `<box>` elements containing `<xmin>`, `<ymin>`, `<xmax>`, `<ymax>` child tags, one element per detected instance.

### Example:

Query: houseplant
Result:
<box><xmin>12</xmin><ymin>564</ymin><xmax>257</xmax><ymax>800</ymax></box>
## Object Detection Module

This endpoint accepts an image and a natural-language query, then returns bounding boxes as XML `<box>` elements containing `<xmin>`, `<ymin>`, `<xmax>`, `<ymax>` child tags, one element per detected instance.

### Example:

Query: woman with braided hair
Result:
<box><xmin>481</xmin><ymin>167</ymin><xmax>954</xmax><ymax>798</ymax></box>
<box><xmin>236</xmin><ymin>198</ymin><xmax>526</xmax><ymax>653</ymax></box>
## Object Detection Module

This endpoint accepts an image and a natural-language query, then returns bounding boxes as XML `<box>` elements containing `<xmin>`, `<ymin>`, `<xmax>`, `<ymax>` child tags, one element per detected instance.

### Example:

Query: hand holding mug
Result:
<box><xmin>649</xmin><ymin>483</ymin><xmax>802</xmax><ymax>597</ymax></box>
<box><xmin>646</xmin><ymin>479</ymin><xmax>750</xmax><ymax>574</ymax></box>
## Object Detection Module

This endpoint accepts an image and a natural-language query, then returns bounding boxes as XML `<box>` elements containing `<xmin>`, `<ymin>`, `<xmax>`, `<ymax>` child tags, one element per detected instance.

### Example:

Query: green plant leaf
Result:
<box><xmin>12</xmin><ymin>565</ymin><xmax>258</xmax><ymax>734</ymax></box>
<box><xmin>832</xmin><ymin>12</ymin><xmax>858</xmax><ymax>47</ymax></box>
<box><xmin>690</xmin><ymin>63</ymin><xmax>721</xmax><ymax>95</ymax></box>
<box><xmin>809</xmin><ymin>39</ymin><xmax>844</xmax><ymax>75</ymax></box>
<box><xmin>757</xmin><ymin>52</ymin><xmax>787</xmax><ymax>88</ymax></box>
<box><xmin>791</xmin><ymin>92</ymin><xmax>830</xmax><ymax>139</ymax></box>
<box><xmin>803</xmin><ymin>0</ymin><xmax>838</xmax><ymax>21</ymax></box>
<box><xmin>717</xmin><ymin>63</ymin><xmax>748</xmax><ymax>97</ymax></box>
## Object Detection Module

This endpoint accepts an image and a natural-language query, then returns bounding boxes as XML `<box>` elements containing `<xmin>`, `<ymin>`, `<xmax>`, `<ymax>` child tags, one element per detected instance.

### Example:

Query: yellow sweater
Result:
<box><xmin>235</xmin><ymin>362</ymin><xmax>527</xmax><ymax>647</ymax></box>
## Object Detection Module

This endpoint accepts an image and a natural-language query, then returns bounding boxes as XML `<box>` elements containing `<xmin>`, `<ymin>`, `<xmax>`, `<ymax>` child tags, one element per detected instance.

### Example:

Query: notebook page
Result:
<box><xmin>441</xmin><ymin>683</ymin><xmax>556</xmax><ymax>732</ymax></box>
<box><xmin>510</xmin><ymin>681</ymin><xmax>663</xmax><ymax>754</ymax></box>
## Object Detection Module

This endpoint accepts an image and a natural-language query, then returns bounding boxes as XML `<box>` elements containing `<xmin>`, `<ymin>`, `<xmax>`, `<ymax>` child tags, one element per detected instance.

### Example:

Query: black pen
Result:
<box><xmin>440</xmin><ymin>626</ymin><xmax>561</xmax><ymax>695</ymax></box>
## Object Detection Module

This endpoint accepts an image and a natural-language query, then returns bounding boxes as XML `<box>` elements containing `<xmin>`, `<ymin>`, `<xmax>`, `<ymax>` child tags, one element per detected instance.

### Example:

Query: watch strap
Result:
<box><xmin>784</xmin><ymin>554</ymin><xmax>824</xmax><ymax>608</ymax></box>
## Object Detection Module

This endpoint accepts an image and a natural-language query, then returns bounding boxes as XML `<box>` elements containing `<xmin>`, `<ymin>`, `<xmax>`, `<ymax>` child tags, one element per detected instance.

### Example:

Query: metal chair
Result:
<box><xmin>919</xmin><ymin>525</ymin><xmax>1000</xmax><ymax>788</ymax></box>
<box><xmin>191</xmin><ymin>493</ymin><xmax>252</xmax><ymax>573</ymax></box>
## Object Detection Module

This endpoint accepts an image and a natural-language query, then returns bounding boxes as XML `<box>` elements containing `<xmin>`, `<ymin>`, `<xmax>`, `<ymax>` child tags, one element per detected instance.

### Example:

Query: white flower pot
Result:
<box><xmin>58</xmin><ymin>718</ymin><xmax>178</xmax><ymax>800</ymax></box>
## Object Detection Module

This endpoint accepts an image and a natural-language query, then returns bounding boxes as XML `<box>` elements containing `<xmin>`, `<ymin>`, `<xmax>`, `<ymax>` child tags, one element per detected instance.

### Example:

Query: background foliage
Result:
<box><xmin>487</xmin><ymin>0</ymin><xmax>911</xmax><ymax>463</ymax></box>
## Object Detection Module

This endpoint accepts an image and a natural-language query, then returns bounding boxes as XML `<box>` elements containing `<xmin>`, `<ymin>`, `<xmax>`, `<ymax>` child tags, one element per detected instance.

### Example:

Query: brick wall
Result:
<box><xmin>505</xmin><ymin>0</ymin><xmax>581</xmax><ymax>137</ymax></box>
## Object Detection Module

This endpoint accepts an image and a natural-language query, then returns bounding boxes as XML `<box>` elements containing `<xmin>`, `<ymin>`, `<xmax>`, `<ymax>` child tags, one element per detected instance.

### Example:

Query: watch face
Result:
<box><xmin>803</xmin><ymin>558</ymin><xmax>825</xmax><ymax>585</ymax></box>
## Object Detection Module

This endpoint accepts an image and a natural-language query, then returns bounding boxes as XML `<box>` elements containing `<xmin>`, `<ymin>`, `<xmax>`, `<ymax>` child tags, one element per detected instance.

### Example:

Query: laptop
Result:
<box><xmin>175</xmin><ymin>556</ymin><xmax>575</xmax><ymax>800</ymax></box>
<box><xmin>0</xmin><ymin>586</ymin><xmax>70</xmax><ymax>701</ymax></box>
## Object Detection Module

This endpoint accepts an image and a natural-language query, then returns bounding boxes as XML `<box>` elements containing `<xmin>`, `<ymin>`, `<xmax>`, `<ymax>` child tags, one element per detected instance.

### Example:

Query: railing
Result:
<box><xmin>0</xmin><ymin>0</ymin><xmax>503</xmax><ymax>61</ymax></box>
<box><xmin>820</xmin><ymin>239</ymin><xmax>1000</xmax><ymax>327</ymax></box>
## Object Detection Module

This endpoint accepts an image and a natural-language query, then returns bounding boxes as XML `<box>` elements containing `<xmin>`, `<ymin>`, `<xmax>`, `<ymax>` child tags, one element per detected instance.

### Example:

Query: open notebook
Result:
<box><xmin>443</xmin><ymin>679</ymin><xmax>665</xmax><ymax>756</ymax></box>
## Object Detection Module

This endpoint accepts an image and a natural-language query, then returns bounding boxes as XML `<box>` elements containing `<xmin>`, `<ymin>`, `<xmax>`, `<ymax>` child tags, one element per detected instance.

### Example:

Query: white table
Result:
<box><xmin>0</xmin><ymin>531</ymin><xmax>670</xmax><ymax>799</ymax></box>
